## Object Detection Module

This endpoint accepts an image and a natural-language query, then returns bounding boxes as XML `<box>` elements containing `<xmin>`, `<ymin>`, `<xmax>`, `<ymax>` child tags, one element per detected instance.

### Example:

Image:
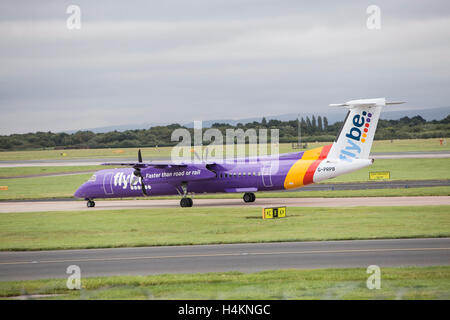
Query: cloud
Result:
<box><xmin>0</xmin><ymin>0</ymin><xmax>449</xmax><ymax>134</ymax></box>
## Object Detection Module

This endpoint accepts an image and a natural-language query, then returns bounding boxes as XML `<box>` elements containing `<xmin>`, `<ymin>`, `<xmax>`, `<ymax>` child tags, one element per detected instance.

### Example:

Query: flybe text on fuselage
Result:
<box><xmin>339</xmin><ymin>111</ymin><xmax>373</xmax><ymax>162</ymax></box>
<box><xmin>113</xmin><ymin>172</ymin><xmax>143</xmax><ymax>190</ymax></box>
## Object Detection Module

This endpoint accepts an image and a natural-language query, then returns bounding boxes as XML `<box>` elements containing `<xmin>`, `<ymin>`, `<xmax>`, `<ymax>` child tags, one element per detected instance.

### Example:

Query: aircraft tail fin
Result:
<box><xmin>327</xmin><ymin>98</ymin><xmax>404</xmax><ymax>161</ymax></box>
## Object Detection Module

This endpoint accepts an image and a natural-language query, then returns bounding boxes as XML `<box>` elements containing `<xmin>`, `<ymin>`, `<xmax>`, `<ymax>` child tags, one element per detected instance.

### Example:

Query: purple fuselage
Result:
<box><xmin>74</xmin><ymin>152</ymin><xmax>303</xmax><ymax>200</ymax></box>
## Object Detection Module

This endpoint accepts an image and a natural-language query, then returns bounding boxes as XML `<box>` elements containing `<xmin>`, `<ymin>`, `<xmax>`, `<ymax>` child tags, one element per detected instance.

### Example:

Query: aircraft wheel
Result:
<box><xmin>86</xmin><ymin>200</ymin><xmax>95</xmax><ymax>208</ymax></box>
<box><xmin>243</xmin><ymin>193</ymin><xmax>252</xmax><ymax>203</ymax></box>
<box><xmin>180</xmin><ymin>198</ymin><xmax>193</xmax><ymax>208</ymax></box>
<box><xmin>243</xmin><ymin>193</ymin><xmax>256</xmax><ymax>203</ymax></box>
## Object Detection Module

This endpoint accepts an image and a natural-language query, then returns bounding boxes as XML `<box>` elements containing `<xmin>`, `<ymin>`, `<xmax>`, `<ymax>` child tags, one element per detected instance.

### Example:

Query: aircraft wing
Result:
<box><xmin>101</xmin><ymin>161</ymin><xmax>218</xmax><ymax>168</ymax></box>
<box><xmin>101</xmin><ymin>162</ymin><xmax>190</xmax><ymax>168</ymax></box>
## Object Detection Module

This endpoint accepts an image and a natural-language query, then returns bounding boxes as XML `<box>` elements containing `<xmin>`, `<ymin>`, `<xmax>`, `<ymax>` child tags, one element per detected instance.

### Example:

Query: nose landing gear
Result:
<box><xmin>86</xmin><ymin>199</ymin><xmax>95</xmax><ymax>208</ymax></box>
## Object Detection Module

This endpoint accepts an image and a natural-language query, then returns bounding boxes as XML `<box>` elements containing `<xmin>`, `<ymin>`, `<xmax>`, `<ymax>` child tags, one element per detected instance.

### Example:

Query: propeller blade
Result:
<box><xmin>138</xmin><ymin>149</ymin><xmax>143</xmax><ymax>163</ymax></box>
<box><xmin>133</xmin><ymin>167</ymin><xmax>147</xmax><ymax>196</ymax></box>
<box><xmin>140</xmin><ymin>176</ymin><xmax>148</xmax><ymax>196</ymax></box>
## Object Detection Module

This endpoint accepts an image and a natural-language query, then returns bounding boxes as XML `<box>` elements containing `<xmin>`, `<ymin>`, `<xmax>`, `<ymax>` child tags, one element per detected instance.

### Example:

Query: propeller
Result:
<box><xmin>133</xmin><ymin>149</ymin><xmax>148</xmax><ymax>196</ymax></box>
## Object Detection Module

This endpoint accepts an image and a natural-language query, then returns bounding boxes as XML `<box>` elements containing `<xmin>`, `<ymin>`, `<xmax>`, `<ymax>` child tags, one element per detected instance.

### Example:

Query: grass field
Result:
<box><xmin>0</xmin><ymin>139</ymin><xmax>448</xmax><ymax>161</ymax></box>
<box><xmin>0</xmin><ymin>166</ymin><xmax>102</xmax><ymax>178</ymax></box>
<box><xmin>0</xmin><ymin>174</ymin><xmax>91</xmax><ymax>200</ymax></box>
<box><xmin>326</xmin><ymin>158</ymin><xmax>450</xmax><ymax>182</ymax></box>
<box><xmin>0</xmin><ymin>158</ymin><xmax>448</xmax><ymax>200</ymax></box>
<box><xmin>0</xmin><ymin>206</ymin><xmax>448</xmax><ymax>251</ymax></box>
<box><xmin>1</xmin><ymin>266</ymin><xmax>449</xmax><ymax>299</ymax></box>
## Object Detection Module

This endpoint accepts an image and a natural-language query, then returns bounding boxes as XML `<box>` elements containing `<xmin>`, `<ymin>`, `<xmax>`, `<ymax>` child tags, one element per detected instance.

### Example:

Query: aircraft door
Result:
<box><xmin>103</xmin><ymin>172</ymin><xmax>114</xmax><ymax>195</ymax></box>
<box><xmin>261</xmin><ymin>162</ymin><xmax>273</xmax><ymax>187</ymax></box>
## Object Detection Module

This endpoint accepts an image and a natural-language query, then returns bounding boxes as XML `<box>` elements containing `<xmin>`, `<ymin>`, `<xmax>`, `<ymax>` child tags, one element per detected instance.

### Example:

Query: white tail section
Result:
<box><xmin>327</xmin><ymin>98</ymin><xmax>403</xmax><ymax>161</ymax></box>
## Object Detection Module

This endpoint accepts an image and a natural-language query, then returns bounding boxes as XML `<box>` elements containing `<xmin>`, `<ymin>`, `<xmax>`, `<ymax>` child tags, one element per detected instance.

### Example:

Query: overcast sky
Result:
<box><xmin>1</xmin><ymin>0</ymin><xmax>449</xmax><ymax>134</ymax></box>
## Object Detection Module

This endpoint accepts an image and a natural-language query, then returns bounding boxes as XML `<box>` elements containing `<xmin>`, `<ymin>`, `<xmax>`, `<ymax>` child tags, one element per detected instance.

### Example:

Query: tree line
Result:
<box><xmin>0</xmin><ymin>115</ymin><xmax>448</xmax><ymax>151</ymax></box>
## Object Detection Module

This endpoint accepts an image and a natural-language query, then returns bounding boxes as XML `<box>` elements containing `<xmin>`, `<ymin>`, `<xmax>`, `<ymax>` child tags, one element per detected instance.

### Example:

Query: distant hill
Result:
<box><xmin>4</xmin><ymin>109</ymin><xmax>448</xmax><ymax>150</ymax></box>
<box><xmin>67</xmin><ymin>106</ymin><xmax>450</xmax><ymax>133</ymax></box>
<box><xmin>183</xmin><ymin>106</ymin><xmax>450</xmax><ymax>128</ymax></box>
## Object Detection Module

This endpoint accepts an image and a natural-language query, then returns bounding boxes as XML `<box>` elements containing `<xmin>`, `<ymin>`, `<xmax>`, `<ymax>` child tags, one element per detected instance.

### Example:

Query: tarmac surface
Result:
<box><xmin>1</xmin><ymin>196</ymin><xmax>449</xmax><ymax>213</ymax></box>
<box><xmin>0</xmin><ymin>238</ymin><xmax>449</xmax><ymax>281</ymax></box>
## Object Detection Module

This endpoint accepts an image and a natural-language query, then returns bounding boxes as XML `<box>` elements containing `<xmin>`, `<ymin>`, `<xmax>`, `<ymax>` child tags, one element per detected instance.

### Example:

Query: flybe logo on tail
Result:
<box><xmin>340</xmin><ymin>111</ymin><xmax>373</xmax><ymax>162</ymax></box>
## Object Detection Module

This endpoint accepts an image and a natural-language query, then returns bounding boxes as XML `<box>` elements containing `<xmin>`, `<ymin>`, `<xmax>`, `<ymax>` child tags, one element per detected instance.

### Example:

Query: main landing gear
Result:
<box><xmin>179</xmin><ymin>182</ymin><xmax>193</xmax><ymax>207</ymax></box>
<box><xmin>243</xmin><ymin>192</ymin><xmax>256</xmax><ymax>203</ymax></box>
<box><xmin>180</xmin><ymin>197</ymin><xmax>193</xmax><ymax>207</ymax></box>
<box><xmin>86</xmin><ymin>199</ymin><xmax>95</xmax><ymax>208</ymax></box>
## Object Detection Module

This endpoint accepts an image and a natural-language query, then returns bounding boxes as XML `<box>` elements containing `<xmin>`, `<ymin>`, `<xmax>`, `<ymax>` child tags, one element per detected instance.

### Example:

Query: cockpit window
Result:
<box><xmin>88</xmin><ymin>174</ymin><xmax>97</xmax><ymax>182</ymax></box>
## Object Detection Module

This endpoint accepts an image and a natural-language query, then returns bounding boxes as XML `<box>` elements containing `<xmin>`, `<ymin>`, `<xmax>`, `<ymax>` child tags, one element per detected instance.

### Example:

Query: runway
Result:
<box><xmin>1</xmin><ymin>196</ymin><xmax>449</xmax><ymax>213</ymax></box>
<box><xmin>0</xmin><ymin>238</ymin><xmax>448</xmax><ymax>281</ymax></box>
<box><xmin>301</xmin><ymin>179</ymin><xmax>450</xmax><ymax>191</ymax></box>
<box><xmin>371</xmin><ymin>151</ymin><xmax>450</xmax><ymax>159</ymax></box>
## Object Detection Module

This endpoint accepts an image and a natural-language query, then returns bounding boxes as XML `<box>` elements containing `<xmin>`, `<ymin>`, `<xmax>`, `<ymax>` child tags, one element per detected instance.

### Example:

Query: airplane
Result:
<box><xmin>74</xmin><ymin>98</ymin><xmax>404</xmax><ymax>207</ymax></box>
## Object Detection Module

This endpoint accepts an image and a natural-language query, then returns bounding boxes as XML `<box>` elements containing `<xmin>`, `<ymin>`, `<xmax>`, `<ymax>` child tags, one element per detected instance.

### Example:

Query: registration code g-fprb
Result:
<box><xmin>317</xmin><ymin>166</ymin><xmax>335</xmax><ymax>172</ymax></box>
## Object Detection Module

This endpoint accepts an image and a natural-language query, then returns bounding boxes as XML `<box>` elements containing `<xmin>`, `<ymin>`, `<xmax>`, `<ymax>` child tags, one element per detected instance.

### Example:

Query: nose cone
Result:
<box><xmin>74</xmin><ymin>184</ymin><xmax>87</xmax><ymax>199</ymax></box>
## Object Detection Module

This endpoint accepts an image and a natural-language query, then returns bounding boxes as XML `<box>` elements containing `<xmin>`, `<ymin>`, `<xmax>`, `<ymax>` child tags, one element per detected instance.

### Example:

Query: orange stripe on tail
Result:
<box><xmin>284</xmin><ymin>144</ymin><xmax>332</xmax><ymax>189</ymax></box>
<box><xmin>303</xmin><ymin>144</ymin><xmax>332</xmax><ymax>185</ymax></box>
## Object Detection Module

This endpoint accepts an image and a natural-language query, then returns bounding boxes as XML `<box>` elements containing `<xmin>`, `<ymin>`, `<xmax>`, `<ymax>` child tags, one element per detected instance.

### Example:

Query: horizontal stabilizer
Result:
<box><xmin>329</xmin><ymin>98</ymin><xmax>404</xmax><ymax>108</ymax></box>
